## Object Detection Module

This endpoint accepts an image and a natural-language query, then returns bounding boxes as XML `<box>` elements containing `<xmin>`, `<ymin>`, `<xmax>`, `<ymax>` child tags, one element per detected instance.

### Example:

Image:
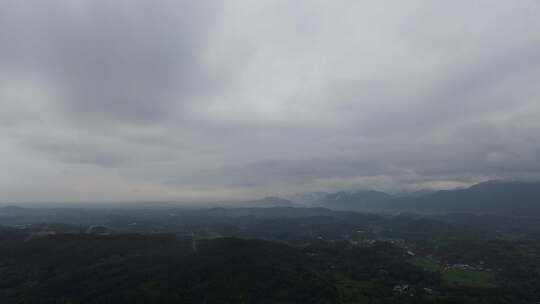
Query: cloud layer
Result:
<box><xmin>1</xmin><ymin>0</ymin><xmax>540</xmax><ymax>202</ymax></box>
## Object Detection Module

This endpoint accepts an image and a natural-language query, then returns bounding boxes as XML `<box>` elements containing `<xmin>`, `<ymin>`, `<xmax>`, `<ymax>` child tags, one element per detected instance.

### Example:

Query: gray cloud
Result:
<box><xmin>1</xmin><ymin>1</ymin><xmax>220</xmax><ymax>124</ymax></box>
<box><xmin>1</xmin><ymin>0</ymin><xmax>540</xmax><ymax>202</ymax></box>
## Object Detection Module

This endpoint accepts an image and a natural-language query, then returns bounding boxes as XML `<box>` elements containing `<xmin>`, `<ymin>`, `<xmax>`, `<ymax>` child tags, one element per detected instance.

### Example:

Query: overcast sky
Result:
<box><xmin>1</xmin><ymin>1</ymin><xmax>540</xmax><ymax>203</ymax></box>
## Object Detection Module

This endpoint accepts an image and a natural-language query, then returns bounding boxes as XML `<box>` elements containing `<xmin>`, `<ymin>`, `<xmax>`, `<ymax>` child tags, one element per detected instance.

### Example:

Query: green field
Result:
<box><xmin>411</xmin><ymin>257</ymin><xmax>496</xmax><ymax>288</ymax></box>
<box><xmin>443</xmin><ymin>269</ymin><xmax>495</xmax><ymax>288</ymax></box>
<box><xmin>410</xmin><ymin>256</ymin><xmax>441</xmax><ymax>272</ymax></box>
<box><xmin>334</xmin><ymin>273</ymin><xmax>384</xmax><ymax>304</ymax></box>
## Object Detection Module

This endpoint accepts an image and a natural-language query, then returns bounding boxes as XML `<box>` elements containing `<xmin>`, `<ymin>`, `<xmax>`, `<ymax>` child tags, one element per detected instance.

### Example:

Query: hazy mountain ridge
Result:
<box><xmin>395</xmin><ymin>180</ymin><xmax>540</xmax><ymax>216</ymax></box>
<box><xmin>318</xmin><ymin>181</ymin><xmax>540</xmax><ymax>217</ymax></box>
<box><xmin>3</xmin><ymin>180</ymin><xmax>539</xmax><ymax>217</ymax></box>
<box><xmin>320</xmin><ymin>190</ymin><xmax>393</xmax><ymax>210</ymax></box>
<box><xmin>225</xmin><ymin>196</ymin><xmax>299</xmax><ymax>208</ymax></box>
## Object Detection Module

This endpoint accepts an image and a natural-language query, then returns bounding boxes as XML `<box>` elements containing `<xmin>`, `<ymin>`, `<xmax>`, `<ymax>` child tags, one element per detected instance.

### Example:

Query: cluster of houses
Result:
<box><xmin>444</xmin><ymin>263</ymin><xmax>492</xmax><ymax>272</ymax></box>
<box><xmin>85</xmin><ymin>225</ymin><xmax>112</xmax><ymax>235</ymax></box>
<box><xmin>393</xmin><ymin>285</ymin><xmax>440</xmax><ymax>296</ymax></box>
<box><xmin>392</xmin><ymin>284</ymin><xmax>410</xmax><ymax>294</ymax></box>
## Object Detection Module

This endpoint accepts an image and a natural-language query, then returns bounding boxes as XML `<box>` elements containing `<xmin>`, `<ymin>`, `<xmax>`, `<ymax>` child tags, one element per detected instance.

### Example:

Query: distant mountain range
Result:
<box><xmin>321</xmin><ymin>190</ymin><xmax>392</xmax><ymax>210</ymax></box>
<box><xmin>317</xmin><ymin>180</ymin><xmax>540</xmax><ymax>217</ymax></box>
<box><xmin>221</xmin><ymin>196</ymin><xmax>299</xmax><ymax>208</ymax></box>
<box><xmin>3</xmin><ymin>181</ymin><xmax>539</xmax><ymax>217</ymax></box>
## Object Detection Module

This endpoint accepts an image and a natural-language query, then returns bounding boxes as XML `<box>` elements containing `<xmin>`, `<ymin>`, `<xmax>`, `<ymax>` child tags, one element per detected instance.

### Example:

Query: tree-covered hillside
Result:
<box><xmin>0</xmin><ymin>233</ymin><xmax>337</xmax><ymax>304</ymax></box>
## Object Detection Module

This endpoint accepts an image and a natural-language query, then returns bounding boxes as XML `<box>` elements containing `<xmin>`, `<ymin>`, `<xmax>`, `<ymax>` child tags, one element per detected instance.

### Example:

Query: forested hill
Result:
<box><xmin>0</xmin><ymin>233</ymin><xmax>337</xmax><ymax>304</ymax></box>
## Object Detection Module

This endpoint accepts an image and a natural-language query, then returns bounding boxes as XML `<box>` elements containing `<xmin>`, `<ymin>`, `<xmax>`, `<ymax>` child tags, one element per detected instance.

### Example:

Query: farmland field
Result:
<box><xmin>443</xmin><ymin>269</ymin><xmax>495</xmax><ymax>288</ymax></box>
